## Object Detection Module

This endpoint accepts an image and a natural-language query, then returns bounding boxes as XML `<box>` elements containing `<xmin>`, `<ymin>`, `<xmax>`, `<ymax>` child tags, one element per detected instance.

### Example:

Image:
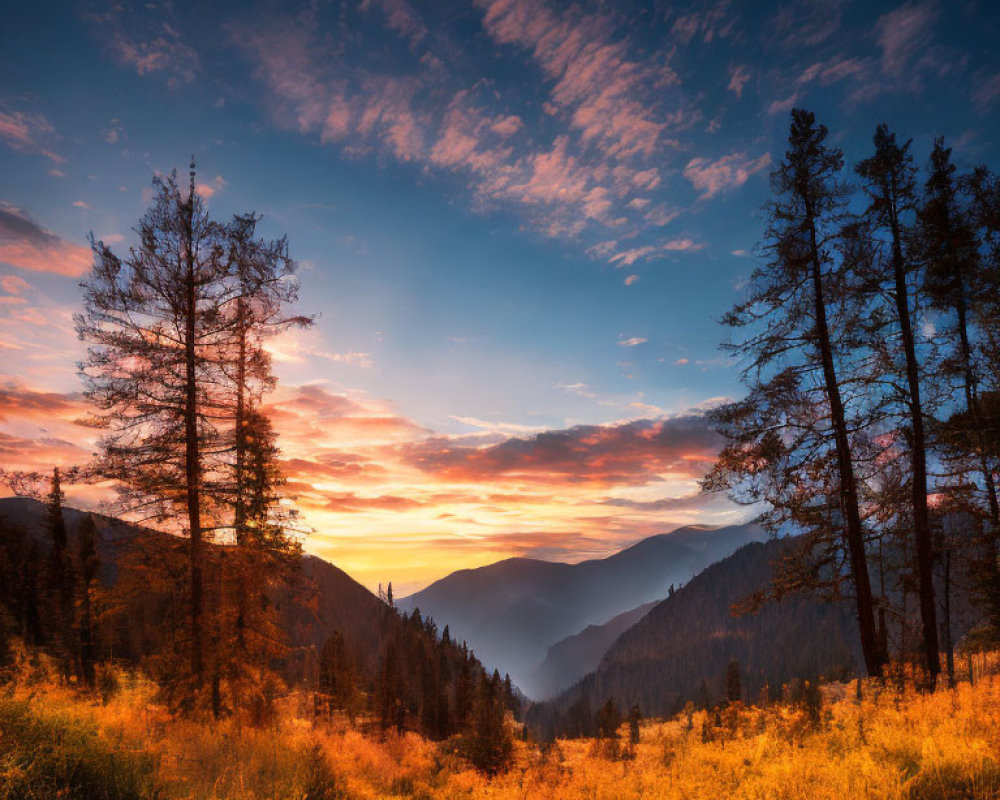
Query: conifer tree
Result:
<box><xmin>45</xmin><ymin>467</ymin><xmax>76</xmax><ymax>676</ymax></box>
<box><xmin>725</xmin><ymin>660</ymin><xmax>742</xmax><ymax>704</ymax></box>
<box><xmin>77</xmin><ymin>165</ymin><xmax>228</xmax><ymax>694</ymax></box>
<box><xmin>705</xmin><ymin>109</ymin><xmax>885</xmax><ymax>677</ymax></box>
<box><xmin>855</xmin><ymin>124</ymin><xmax>939</xmax><ymax>686</ymax></box>
<box><xmin>76</xmin><ymin>513</ymin><xmax>100</xmax><ymax>687</ymax></box>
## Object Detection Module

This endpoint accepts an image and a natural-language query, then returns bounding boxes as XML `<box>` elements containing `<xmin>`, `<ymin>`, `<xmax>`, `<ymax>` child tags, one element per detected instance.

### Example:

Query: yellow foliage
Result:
<box><xmin>4</xmin><ymin>667</ymin><xmax>1000</xmax><ymax>800</ymax></box>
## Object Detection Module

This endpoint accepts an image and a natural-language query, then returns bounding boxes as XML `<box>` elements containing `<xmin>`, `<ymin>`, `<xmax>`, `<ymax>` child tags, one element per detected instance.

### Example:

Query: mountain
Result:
<box><xmin>399</xmin><ymin>522</ymin><xmax>766</xmax><ymax>697</ymax></box>
<box><xmin>0</xmin><ymin>496</ymin><xmax>393</xmax><ymax>680</ymax></box>
<box><xmin>526</xmin><ymin>538</ymin><xmax>862</xmax><ymax>738</ymax></box>
<box><xmin>528</xmin><ymin>600</ymin><xmax>658</xmax><ymax>700</ymax></box>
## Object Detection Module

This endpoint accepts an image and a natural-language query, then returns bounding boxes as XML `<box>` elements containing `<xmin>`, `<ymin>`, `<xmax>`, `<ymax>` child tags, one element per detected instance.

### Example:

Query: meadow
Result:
<box><xmin>2</xmin><ymin>652</ymin><xmax>999</xmax><ymax>800</ymax></box>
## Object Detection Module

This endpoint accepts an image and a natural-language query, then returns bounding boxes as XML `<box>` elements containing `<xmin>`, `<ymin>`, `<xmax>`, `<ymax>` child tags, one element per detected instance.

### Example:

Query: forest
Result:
<box><xmin>2</xmin><ymin>106</ymin><xmax>1000</xmax><ymax>798</ymax></box>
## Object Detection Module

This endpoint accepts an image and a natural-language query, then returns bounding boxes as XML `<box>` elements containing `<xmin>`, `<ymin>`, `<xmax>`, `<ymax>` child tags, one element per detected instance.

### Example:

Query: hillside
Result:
<box><xmin>400</xmin><ymin>522</ymin><xmax>765</xmax><ymax>697</ymax></box>
<box><xmin>528</xmin><ymin>600</ymin><xmax>658</xmax><ymax>700</ymax></box>
<box><xmin>0</xmin><ymin>497</ymin><xmax>399</xmax><ymax>682</ymax></box>
<box><xmin>528</xmin><ymin>538</ymin><xmax>863</xmax><ymax>737</ymax></box>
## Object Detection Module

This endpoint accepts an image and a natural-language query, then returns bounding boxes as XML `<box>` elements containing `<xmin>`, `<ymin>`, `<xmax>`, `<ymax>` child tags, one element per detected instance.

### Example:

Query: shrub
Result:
<box><xmin>96</xmin><ymin>663</ymin><xmax>121</xmax><ymax>705</ymax></box>
<box><xmin>0</xmin><ymin>698</ymin><xmax>158</xmax><ymax>800</ymax></box>
<box><xmin>906</xmin><ymin>758</ymin><xmax>1000</xmax><ymax>800</ymax></box>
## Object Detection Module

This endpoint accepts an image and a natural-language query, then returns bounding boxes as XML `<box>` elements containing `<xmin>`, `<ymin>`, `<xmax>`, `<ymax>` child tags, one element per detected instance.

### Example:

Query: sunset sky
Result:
<box><xmin>2</xmin><ymin>0</ymin><xmax>999</xmax><ymax>592</ymax></box>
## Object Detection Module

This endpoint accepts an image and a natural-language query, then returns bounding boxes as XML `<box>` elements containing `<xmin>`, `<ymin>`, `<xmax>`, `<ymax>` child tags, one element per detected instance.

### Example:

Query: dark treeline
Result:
<box><xmin>706</xmin><ymin>109</ymin><xmax>1000</xmax><ymax>690</ymax></box>
<box><xmin>525</xmin><ymin>538</ymin><xmax>865</xmax><ymax>740</ymax></box>
<box><xmin>318</xmin><ymin>601</ymin><xmax>521</xmax><ymax>774</ymax></box>
<box><xmin>0</xmin><ymin>495</ymin><xmax>521</xmax><ymax>772</ymax></box>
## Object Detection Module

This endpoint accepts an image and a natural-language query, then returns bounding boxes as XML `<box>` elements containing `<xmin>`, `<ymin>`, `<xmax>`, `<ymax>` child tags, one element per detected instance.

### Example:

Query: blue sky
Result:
<box><xmin>1</xmin><ymin>0</ymin><xmax>998</xmax><ymax>589</ymax></box>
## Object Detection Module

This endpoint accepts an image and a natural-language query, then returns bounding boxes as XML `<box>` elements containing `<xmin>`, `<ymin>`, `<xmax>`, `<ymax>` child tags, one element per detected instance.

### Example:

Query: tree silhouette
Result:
<box><xmin>855</xmin><ymin>124</ymin><xmax>939</xmax><ymax>686</ymax></box>
<box><xmin>705</xmin><ymin>109</ymin><xmax>885</xmax><ymax>677</ymax></box>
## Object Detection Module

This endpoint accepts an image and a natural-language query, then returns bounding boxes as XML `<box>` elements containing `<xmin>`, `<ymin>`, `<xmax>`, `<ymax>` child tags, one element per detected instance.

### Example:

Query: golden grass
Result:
<box><xmin>3</xmin><ymin>665</ymin><xmax>999</xmax><ymax>800</ymax></box>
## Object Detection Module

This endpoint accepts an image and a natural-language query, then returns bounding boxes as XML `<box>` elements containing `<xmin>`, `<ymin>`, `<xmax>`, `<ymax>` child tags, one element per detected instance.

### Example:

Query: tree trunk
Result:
<box><xmin>888</xmin><ymin>200</ymin><xmax>940</xmax><ymax>688</ymax></box>
<box><xmin>804</xmin><ymin>197</ymin><xmax>885</xmax><ymax>678</ymax></box>
<box><xmin>943</xmin><ymin>547</ymin><xmax>954</xmax><ymax>687</ymax></box>
<box><xmin>234</xmin><ymin>293</ymin><xmax>248</xmax><ymax>544</ymax></box>
<box><xmin>184</xmin><ymin>166</ymin><xmax>204</xmax><ymax>685</ymax></box>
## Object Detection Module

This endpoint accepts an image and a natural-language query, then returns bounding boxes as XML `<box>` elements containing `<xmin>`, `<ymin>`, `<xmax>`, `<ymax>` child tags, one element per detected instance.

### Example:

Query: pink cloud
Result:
<box><xmin>233</xmin><ymin>3</ymin><xmax>698</xmax><ymax>249</ymax></box>
<box><xmin>974</xmin><ymin>73</ymin><xmax>1000</xmax><ymax>112</ymax></box>
<box><xmin>0</xmin><ymin>108</ymin><xmax>63</xmax><ymax>163</ymax></box>
<box><xmin>92</xmin><ymin>5</ymin><xmax>200</xmax><ymax>85</ymax></box>
<box><xmin>0</xmin><ymin>203</ymin><xmax>92</xmax><ymax>277</ymax></box>
<box><xmin>401</xmin><ymin>414</ymin><xmax>722</xmax><ymax>488</ymax></box>
<box><xmin>610</xmin><ymin>246</ymin><xmax>656</xmax><ymax>267</ymax></box>
<box><xmin>876</xmin><ymin>2</ymin><xmax>936</xmax><ymax>80</ymax></box>
<box><xmin>195</xmin><ymin>175</ymin><xmax>227</xmax><ymax>198</ymax></box>
<box><xmin>0</xmin><ymin>275</ymin><xmax>31</xmax><ymax>295</ymax></box>
<box><xmin>670</xmin><ymin>3</ymin><xmax>736</xmax><ymax>46</ymax></box>
<box><xmin>727</xmin><ymin>64</ymin><xmax>750</xmax><ymax>98</ymax></box>
<box><xmin>361</xmin><ymin>0</ymin><xmax>427</xmax><ymax>45</ymax></box>
<box><xmin>683</xmin><ymin>152</ymin><xmax>772</xmax><ymax>199</ymax></box>
<box><xmin>477</xmin><ymin>0</ymin><xmax>678</xmax><ymax>161</ymax></box>
<box><xmin>605</xmin><ymin>238</ymin><xmax>703</xmax><ymax>267</ymax></box>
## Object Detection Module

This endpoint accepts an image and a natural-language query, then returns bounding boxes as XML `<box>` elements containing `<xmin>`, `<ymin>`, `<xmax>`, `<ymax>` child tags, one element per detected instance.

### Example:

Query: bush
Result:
<box><xmin>906</xmin><ymin>758</ymin><xmax>1000</xmax><ymax>800</ymax></box>
<box><xmin>453</xmin><ymin>730</ymin><xmax>513</xmax><ymax>776</ymax></box>
<box><xmin>0</xmin><ymin>698</ymin><xmax>158</xmax><ymax>800</ymax></box>
<box><xmin>96</xmin><ymin>663</ymin><xmax>121</xmax><ymax>705</ymax></box>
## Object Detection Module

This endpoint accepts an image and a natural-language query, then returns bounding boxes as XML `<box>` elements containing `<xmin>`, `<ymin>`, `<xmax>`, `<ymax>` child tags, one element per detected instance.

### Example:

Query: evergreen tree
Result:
<box><xmin>855</xmin><ymin>124</ymin><xmax>939</xmax><ymax>686</ymax></box>
<box><xmin>725</xmin><ymin>660</ymin><xmax>742</xmax><ymax>704</ymax></box>
<box><xmin>705</xmin><ymin>109</ymin><xmax>885</xmax><ymax>677</ymax></box>
<box><xmin>596</xmin><ymin>697</ymin><xmax>621</xmax><ymax>739</ymax></box>
<box><xmin>45</xmin><ymin>467</ymin><xmax>76</xmax><ymax>676</ymax></box>
<box><xmin>627</xmin><ymin>704</ymin><xmax>641</xmax><ymax>746</ymax></box>
<box><xmin>77</xmin><ymin>165</ymin><xmax>228</xmax><ymax>696</ymax></box>
<box><xmin>76</xmin><ymin>513</ymin><xmax>101</xmax><ymax>687</ymax></box>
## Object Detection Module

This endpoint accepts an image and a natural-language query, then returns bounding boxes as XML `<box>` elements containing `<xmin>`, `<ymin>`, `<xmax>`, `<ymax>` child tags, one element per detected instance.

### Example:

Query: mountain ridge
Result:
<box><xmin>400</xmin><ymin>521</ymin><xmax>766</xmax><ymax>697</ymax></box>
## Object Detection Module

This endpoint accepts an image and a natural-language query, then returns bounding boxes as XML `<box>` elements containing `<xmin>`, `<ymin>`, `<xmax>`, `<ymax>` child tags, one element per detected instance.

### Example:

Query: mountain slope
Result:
<box><xmin>400</xmin><ymin>522</ymin><xmax>766</xmax><ymax>696</ymax></box>
<box><xmin>0</xmin><ymin>496</ymin><xmax>393</xmax><ymax>680</ymax></box>
<box><xmin>526</xmin><ymin>538</ymin><xmax>862</xmax><ymax>738</ymax></box>
<box><xmin>529</xmin><ymin>600</ymin><xmax>658</xmax><ymax>700</ymax></box>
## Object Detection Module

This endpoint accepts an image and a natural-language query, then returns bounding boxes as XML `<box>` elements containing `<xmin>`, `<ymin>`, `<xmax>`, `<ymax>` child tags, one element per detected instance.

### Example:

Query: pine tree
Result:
<box><xmin>705</xmin><ymin>109</ymin><xmax>885</xmax><ymax>677</ymax></box>
<box><xmin>627</xmin><ymin>704</ymin><xmax>641</xmax><ymax>745</ymax></box>
<box><xmin>596</xmin><ymin>697</ymin><xmax>621</xmax><ymax>739</ymax></box>
<box><xmin>45</xmin><ymin>467</ymin><xmax>76</xmax><ymax>676</ymax></box>
<box><xmin>76</xmin><ymin>513</ymin><xmax>101</xmax><ymax>687</ymax></box>
<box><xmin>77</xmin><ymin>165</ymin><xmax>229</xmax><ymax>696</ymax></box>
<box><xmin>725</xmin><ymin>660</ymin><xmax>742</xmax><ymax>704</ymax></box>
<box><xmin>855</xmin><ymin>124</ymin><xmax>939</xmax><ymax>686</ymax></box>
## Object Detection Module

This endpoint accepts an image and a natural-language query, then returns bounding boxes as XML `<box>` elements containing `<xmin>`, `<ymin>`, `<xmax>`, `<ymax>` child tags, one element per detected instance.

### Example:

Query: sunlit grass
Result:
<box><xmin>2</xmin><ymin>659</ymin><xmax>999</xmax><ymax>800</ymax></box>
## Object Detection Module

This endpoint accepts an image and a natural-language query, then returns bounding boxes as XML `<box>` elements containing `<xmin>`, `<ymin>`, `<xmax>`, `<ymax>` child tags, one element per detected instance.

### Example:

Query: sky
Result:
<box><xmin>1</xmin><ymin>0</ymin><xmax>998</xmax><ymax>593</ymax></box>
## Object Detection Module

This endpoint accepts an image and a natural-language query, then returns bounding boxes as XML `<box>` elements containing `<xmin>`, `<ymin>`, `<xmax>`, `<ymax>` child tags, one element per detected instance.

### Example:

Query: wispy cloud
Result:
<box><xmin>0</xmin><ymin>203</ymin><xmax>91</xmax><ymax>276</ymax></box>
<box><xmin>876</xmin><ymin>1</ymin><xmax>937</xmax><ymax>80</ymax></box>
<box><xmin>229</xmin><ymin>0</ymin><xmax>710</xmax><ymax>260</ymax></box>
<box><xmin>683</xmin><ymin>151</ymin><xmax>771</xmax><ymax>199</ymax></box>
<box><xmin>90</xmin><ymin>4</ymin><xmax>200</xmax><ymax>86</ymax></box>
<box><xmin>360</xmin><ymin>0</ymin><xmax>428</xmax><ymax>46</ymax></box>
<box><xmin>973</xmin><ymin>73</ymin><xmax>1000</xmax><ymax>112</ymax></box>
<box><xmin>0</xmin><ymin>107</ymin><xmax>63</xmax><ymax>162</ymax></box>
<box><xmin>727</xmin><ymin>64</ymin><xmax>751</xmax><ymax>98</ymax></box>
